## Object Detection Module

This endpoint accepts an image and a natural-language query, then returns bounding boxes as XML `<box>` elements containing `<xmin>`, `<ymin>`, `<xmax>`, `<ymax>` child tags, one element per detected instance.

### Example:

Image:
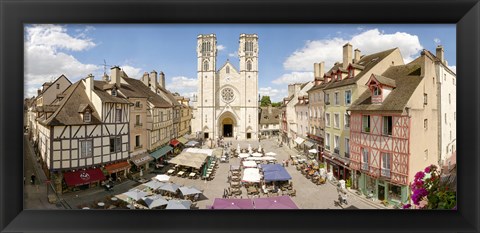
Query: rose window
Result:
<box><xmin>221</xmin><ymin>88</ymin><xmax>235</xmax><ymax>103</ymax></box>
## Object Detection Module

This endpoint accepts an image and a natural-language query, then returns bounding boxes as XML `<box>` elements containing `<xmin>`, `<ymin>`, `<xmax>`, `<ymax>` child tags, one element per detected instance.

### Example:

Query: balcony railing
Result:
<box><xmin>334</xmin><ymin>148</ymin><xmax>340</xmax><ymax>154</ymax></box>
<box><xmin>361</xmin><ymin>163</ymin><xmax>369</xmax><ymax>171</ymax></box>
<box><xmin>381</xmin><ymin>168</ymin><xmax>391</xmax><ymax>178</ymax></box>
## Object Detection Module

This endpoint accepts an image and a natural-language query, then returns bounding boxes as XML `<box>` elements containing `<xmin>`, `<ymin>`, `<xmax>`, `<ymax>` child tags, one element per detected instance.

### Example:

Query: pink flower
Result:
<box><xmin>414</xmin><ymin>171</ymin><xmax>425</xmax><ymax>180</ymax></box>
<box><xmin>424</xmin><ymin>166</ymin><xmax>431</xmax><ymax>173</ymax></box>
<box><xmin>403</xmin><ymin>204</ymin><xmax>412</xmax><ymax>209</ymax></box>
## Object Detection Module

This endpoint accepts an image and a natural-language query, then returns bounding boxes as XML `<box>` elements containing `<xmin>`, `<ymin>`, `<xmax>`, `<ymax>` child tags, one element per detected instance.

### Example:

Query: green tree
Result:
<box><xmin>271</xmin><ymin>102</ymin><xmax>282</xmax><ymax>107</ymax></box>
<box><xmin>260</xmin><ymin>96</ymin><xmax>272</xmax><ymax>107</ymax></box>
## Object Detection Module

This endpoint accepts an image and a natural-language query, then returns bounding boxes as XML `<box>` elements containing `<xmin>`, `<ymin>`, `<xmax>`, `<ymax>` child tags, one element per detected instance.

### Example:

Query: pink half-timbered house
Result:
<box><xmin>348</xmin><ymin>52</ymin><xmax>439</xmax><ymax>205</ymax></box>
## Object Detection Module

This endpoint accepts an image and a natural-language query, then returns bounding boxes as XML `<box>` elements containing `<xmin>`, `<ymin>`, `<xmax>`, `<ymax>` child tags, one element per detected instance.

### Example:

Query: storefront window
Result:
<box><xmin>389</xmin><ymin>184</ymin><xmax>402</xmax><ymax>202</ymax></box>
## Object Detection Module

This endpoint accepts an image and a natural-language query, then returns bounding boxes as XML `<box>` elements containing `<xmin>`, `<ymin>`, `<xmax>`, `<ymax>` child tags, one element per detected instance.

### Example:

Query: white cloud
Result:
<box><xmin>448</xmin><ymin>65</ymin><xmax>456</xmax><ymax>74</ymax></box>
<box><xmin>228</xmin><ymin>52</ymin><xmax>238</xmax><ymax>58</ymax></box>
<box><xmin>24</xmin><ymin>24</ymin><xmax>100</xmax><ymax>97</ymax></box>
<box><xmin>283</xmin><ymin>29</ymin><xmax>423</xmax><ymax>72</ymax></box>
<box><xmin>217</xmin><ymin>44</ymin><xmax>226</xmax><ymax>51</ymax></box>
<box><xmin>434</xmin><ymin>38</ymin><xmax>441</xmax><ymax>45</ymax></box>
<box><xmin>120</xmin><ymin>65</ymin><xmax>142</xmax><ymax>78</ymax></box>
<box><xmin>259</xmin><ymin>87</ymin><xmax>287</xmax><ymax>102</ymax></box>
<box><xmin>272</xmin><ymin>71</ymin><xmax>313</xmax><ymax>85</ymax></box>
<box><xmin>166</xmin><ymin>76</ymin><xmax>198</xmax><ymax>98</ymax></box>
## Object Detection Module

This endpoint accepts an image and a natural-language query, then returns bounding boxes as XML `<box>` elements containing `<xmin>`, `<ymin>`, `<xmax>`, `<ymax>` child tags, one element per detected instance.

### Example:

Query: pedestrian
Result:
<box><xmin>30</xmin><ymin>173</ymin><xmax>36</xmax><ymax>185</ymax></box>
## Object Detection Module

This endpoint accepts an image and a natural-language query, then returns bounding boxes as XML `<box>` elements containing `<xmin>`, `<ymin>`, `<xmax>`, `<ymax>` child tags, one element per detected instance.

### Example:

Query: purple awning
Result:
<box><xmin>253</xmin><ymin>196</ymin><xmax>299</xmax><ymax>209</ymax></box>
<box><xmin>211</xmin><ymin>198</ymin><xmax>254</xmax><ymax>209</ymax></box>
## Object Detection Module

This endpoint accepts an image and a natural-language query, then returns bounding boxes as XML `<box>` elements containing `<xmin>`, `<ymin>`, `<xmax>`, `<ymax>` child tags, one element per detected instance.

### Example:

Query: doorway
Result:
<box><xmin>246</xmin><ymin>133</ymin><xmax>251</xmax><ymax>139</ymax></box>
<box><xmin>378</xmin><ymin>184</ymin><xmax>385</xmax><ymax>201</ymax></box>
<box><xmin>221</xmin><ymin>118</ymin><xmax>234</xmax><ymax>138</ymax></box>
<box><xmin>223</xmin><ymin>124</ymin><xmax>232</xmax><ymax>137</ymax></box>
<box><xmin>204</xmin><ymin>132</ymin><xmax>209</xmax><ymax>139</ymax></box>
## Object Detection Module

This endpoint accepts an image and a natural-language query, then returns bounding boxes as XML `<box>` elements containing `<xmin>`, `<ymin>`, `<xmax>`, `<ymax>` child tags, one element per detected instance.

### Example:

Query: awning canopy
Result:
<box><xmin>131</xmin><ymin>152</ymin><xmax>154</xmax><ymax>166</ymax></box>
<box><xmin>261</xmin><ymin>164</ymin><xmax>292</xmax><ymax>182</ymax></box>
<box><xmin>184</xmin><ymin>148</ymin><xmax>213</xmax><ymax>156</ymax></box>
<box><xmin>242</xmin><ymin>168</ymin><xmax>261</xmax><ymax>183</ymax></box>
<box><xmin>211</xmin><ymin>198</ymin><xmax>254</xmax><ymax>209</ymax></box>
<box><xmin>294</xmin><ymin>137</ymin><xmax>305</xmax><ymax>145</ymax></box>
<box><xmin>170</xmin><ymin>139</ymin><xmax>180</xmax><ymax>147</ymax></box>
<box><xmin>253</xmin><ymin>196</ymin><xmax>298</xmax><ymax>209</ymax></box>
<box><xmin>304</xmin><ymin>140</ymin><xmax>314</xmax><ymax>148</ymax></box>
<box><xmin>166</xmin><ymin>200</ymin><xmax>192</xmax><ymax>209</ymax></box>
<box><xmin>105</xmin><ymin>161</ymin><xmax>131</xmax><ymax>174</ymax></box>
<box><xmin>185</xmin><ymin>140</ymin><xmax>199</xmax><ymax>147</ymax></box>
<box><xmin>168</xmin><ymin>152</ymin><xmax>209</xmax><ymax>169</ymax></box>
<box><xmin>150</xmin><ymin>145</ymin><xmax>173</xmax><ymax>159</ymax></box>
<box><xmin>64</xmin><ymin>168</ymin><xmax>106</xmax><ymax>187</ymax></box>
<box><xmin>242</xmin><ymin>160</ymin><xmax>258</xmax><ymax>168</ymax></box>
<box><xmin>178</xmin><ymin>137</ymin><xmax>188</xmax><ymax>144</ymax></box>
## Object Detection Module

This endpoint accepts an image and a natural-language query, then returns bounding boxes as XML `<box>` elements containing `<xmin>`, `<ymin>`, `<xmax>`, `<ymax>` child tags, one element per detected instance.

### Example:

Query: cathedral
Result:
<box><xmin>192</xmin><ymin>34</ymin><xmax>259</xmax><ymax>140</ymax></box>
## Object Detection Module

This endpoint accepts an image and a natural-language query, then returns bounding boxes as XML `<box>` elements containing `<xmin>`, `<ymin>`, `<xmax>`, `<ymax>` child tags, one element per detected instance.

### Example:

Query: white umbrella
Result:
<box><xmin>239</xmin><ymin>153</ymin><xmax>250</xmax><ymax>158</ymax></box>
<box><xmin>258</xmin><ymin>144</ymin><xmax>262</xmax><ymax>152</ymax></box>
<box><xmin>159</xmin><ymin>183</ymin><xmax>180</xmax><ymax>193</ymax></box>
<box><xmin>237</xmin><ymin>144</ymin><xmax>241</xmax><ymax>154</ymax></box>
<box><xmin>248</xmin><ymin>144</ymin><xmax>252</xmax><ymax>151</ymax></box>
<box><xmin>144</xmin><ymin>180</ymin><xmax>164</xmax><ymax>190</ymax></box>
<box><xmin>179</xmin><ymin>186</ymin><xmax>202</xmax><ymax>196</ymax></box>
<box><xmin>154</xmin><ymin>174</ymin><xmax>171</xmax><ymax>182</ymax></box>
<box><xmin>266</xmin><ymin>152</ymin><xmax>277</xmax><ymax>156</ymax></box>
<box><xmin>309</xmin><ymin>149</ymin><xmax>318</xmax><ymax>153</ymax></box>
<box><xmin>124</xmin><ymin>189</ymin><xmax>149</xmax><ymax>201</ymax></box>
<box><xmin>166</xmin><ymin>200</ymin><xmax>192</xmax><ymax>209</ymax></box>
<box><xmin>252</xmin><ymin>152</ymin><xmax>263</xmax><ymax>157</ymax></box>
<box><xmin>142</xmin><ymin>195</ymin><xmax>168</xmax><ymax>209</ymax></box>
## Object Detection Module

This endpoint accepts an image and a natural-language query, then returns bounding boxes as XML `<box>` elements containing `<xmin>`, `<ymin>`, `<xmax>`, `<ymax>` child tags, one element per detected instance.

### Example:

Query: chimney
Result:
<box><xmin>436</xmin><ymin>45</ymin><xmax>445</xmax><ymax>63</ymax></box>
<box><xmin>85</xmin><ymin>74</ymin><xmax>94</xmax><ymax>101</ymax></box>
<box><xmin>343</xmin><ymin>43</ymin><xmax>352</xmax><ymax>69</ymax></box>
<box><xmin>354</xmin><ymin>49</ymin><xmax>361</xmax><ymax>63</ymax></box>
<box><xmin>149</xmin><ymin>70</ymin><xmax>158</xmax><ymax>92</ymax></box>
<box><xmin>110</xmin><ymin>66</ymin><xmax>121</xmax><ymax>87</ymax></box>
<box><xmin>159</xmin><ymin>71</ymin><xmax>165</xmax><ymax>89</ymax></box>
<box><xmin>37</xmin><ymin>89</ymin><xmax>41</xmax><ymax>96</ymax></box>
<box><xmin>314</xmin><ymin>62</ymin><xmax>325</xmax><ymax>80</ymax></box>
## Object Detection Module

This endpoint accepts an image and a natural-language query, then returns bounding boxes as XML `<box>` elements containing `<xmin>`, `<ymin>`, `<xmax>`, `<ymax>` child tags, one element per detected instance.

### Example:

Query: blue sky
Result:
<box><xmin>24</xmin><ymin>24</ymin><xmax>456</xmax><ymax>101</ymax></box>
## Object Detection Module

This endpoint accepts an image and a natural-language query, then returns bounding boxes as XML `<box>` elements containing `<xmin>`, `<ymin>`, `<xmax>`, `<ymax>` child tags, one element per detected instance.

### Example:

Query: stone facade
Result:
<box><xmin>192</xmin><ymin>34</ymin><xmax>259</xmax><ymax>141</ymax></box>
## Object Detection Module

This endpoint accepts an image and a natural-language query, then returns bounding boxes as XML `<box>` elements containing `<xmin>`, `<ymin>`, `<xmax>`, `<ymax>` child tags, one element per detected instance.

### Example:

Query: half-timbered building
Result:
<box><xmin>348</xmin><ymin>52</ymin><xmax>439</xmax><ymax>204</ymax></box>
<box><xmin>322</xmin><ymin>44</ymin><xmax>404</xmax><ymax>183</ymax></box>
<box><xmin>35</xmin><ymin>73</ymin><xmax>131</xmax><ymax>193</ymax></box>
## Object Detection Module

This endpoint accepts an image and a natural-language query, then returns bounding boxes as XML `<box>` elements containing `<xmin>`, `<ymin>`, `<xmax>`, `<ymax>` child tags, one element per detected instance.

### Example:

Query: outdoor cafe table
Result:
<box><xmin>247</xmin><ymin>186</ymin><xmax>258</xmax><ymax>194</ymax></box>
<box><xmin>111</xmin><ymin>197</ymin><xmax>118</xmax><ymax>201</ymax></box>
<box><xmin>231</xmin><ymin>175</ymin><xmax>240</xmax><ymax>181</ymax></box>
<box><xmin>177</xmin><ymin>171</ymin><xmax>185</xmax><ymax>176</ymax></box>
<box><xmin>97</xmin><ymin>202</ymin><xmax>105</xmax><ymax>207</ymax></box>
<box><xmin>189</xmin><ymin>172</ymin><xmax>196</xmax><ymax>178</ymax></box>
<box><xmin>167</xmin><ymin>169</ymin><xmax>175</xmax><ymax>175</ymax></box>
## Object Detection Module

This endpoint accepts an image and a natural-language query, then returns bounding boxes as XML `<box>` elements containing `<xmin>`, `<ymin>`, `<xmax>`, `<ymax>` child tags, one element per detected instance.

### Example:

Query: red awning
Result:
<box><xmin>170</xmin><ymin>139</ymin><xmax>180</xmax><ymax>147</ymax></box>
<box><xmin>64</xmin><ymin>168</ymin><xmax>106</xmax><ymax>187</ymax></box>
<box><xmin>105</xmin><ymin>161</ymin><xmax>131</xmax><ymax>174</ymax></box>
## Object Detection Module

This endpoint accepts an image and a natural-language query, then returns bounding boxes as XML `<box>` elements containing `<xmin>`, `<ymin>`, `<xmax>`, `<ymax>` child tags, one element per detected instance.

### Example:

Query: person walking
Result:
<box><xmin>30</xmin><ymin>173</ymin><xmax>36</xmax><ymax>185</ymax></box>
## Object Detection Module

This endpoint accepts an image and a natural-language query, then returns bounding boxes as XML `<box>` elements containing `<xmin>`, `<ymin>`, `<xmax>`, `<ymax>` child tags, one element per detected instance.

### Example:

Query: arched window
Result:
<box><xmin>203</xmin><ymin>61</ymin><xmax>209</xmax><ymax>71</ymax></box>
<box><xmin>247</xmin><ymin>61</ymin><xmax>252</xmax><ymax>71</ymax></box>
<box><xmin>207</xmin><ymin>42</ymin><xmax>211</xmax><ymax>52</ymax></box>
<box><xmin>373</xmin><ymin>86</ymin><xmax>381</xmax><ymax>95</ymax></box>
<box><xmin>245</xmin><ymin>41</ymin><xmax>254</xmax><ymax>52</ymax></box>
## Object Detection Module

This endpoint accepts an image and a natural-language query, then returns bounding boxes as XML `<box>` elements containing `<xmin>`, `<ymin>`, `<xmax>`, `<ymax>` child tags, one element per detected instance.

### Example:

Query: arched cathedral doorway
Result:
<box><xmin>222</xmin><ymin>118</ymin><xmax>234</xmax><ymax>138</ymax></box>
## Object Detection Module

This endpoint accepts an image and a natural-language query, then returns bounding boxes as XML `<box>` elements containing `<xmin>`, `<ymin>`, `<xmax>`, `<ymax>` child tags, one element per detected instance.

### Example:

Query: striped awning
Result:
<box><xmin>178</xmin><ymin>137</ymin><xmax>188</xmax><ymax>144</ymax></box>
<box><xmin>150</xmin><ymin>145</ymin><xmax>173</xmax><ymax>159</ymax></box>
<box><xmin>304</xmin><ymin>140</ymin><xmax>314</xmax><ymax>148</ymax></box>
<box><xmin>294</xmin><ymin>137</ymin><xmax>305</xmax><ymax>145</ymax></box>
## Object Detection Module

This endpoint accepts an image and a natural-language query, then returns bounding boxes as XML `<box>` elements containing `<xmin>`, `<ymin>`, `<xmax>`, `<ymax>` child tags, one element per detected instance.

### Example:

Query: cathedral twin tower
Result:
<box><xmin>192</xmin><ymin>34</ymin><xmax>259</xmax><ymax>141</ymax></box>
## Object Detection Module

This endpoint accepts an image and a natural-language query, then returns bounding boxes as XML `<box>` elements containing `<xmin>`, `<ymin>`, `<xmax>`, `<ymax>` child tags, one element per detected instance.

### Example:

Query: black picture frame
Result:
<box><xmin>1</xmin><ymin>0</ymin><xmax>479</xmax><ymax>232</ymax></box>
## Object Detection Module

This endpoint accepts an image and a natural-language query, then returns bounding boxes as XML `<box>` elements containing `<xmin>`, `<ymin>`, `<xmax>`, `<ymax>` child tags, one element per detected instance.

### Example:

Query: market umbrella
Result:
<box><xmin>236</xmin><ymin>144</ymin><xmax>241</xmax><ymax>154</ymax></box>
<box><xmin>159</xmin><ymin>183</ymin><xmax>180</xmax><ymax>193</ymax></box>
<box><xmin>154</xmin><ymin>174</ymin><xmax>171</xmax><ymax>182</ymax></box>
<box><xmin>142</xmin><ymin>195</ymin><xmax>168</xmax><ymax>209</ymax></box>
<box><xmin>179</xmin><ymin>186</ymin><xmax>202</xmax><ymax>196</ymax></box>
<box><xmin>308</xmin><ymin>149</ymin><xmax>318</xmax><ymax>153</ymax></box>
<box><xmin>258</xmin><ymin>144</ymin><xmax>262</xmax><ymax>152</ymax></box>
<box><xmin>238</xmin><ymin>153</ymin><xmax>250</xmax><ymax>158</ymax></box>
<box><xmin>252</xmin><ymin>152</ymin><xmax>263</xmax><ymax>157</ymax></box>
<box><xmin>124</xmin><ymin>189</ymin><xmax>149</xmax><ymax>201</ymax></box>
<box><xmin>253</xmin><ymin>196</ymin><xmax>298</xmax><ymax>209</ymax></box>
<box><xmin>266</xmin><ymin>152</ymin><xmax>277</xmax><ymax>156</ymax></box>
<box><xmin>211</xmin><ymin>198</ymin><xmax>254</xmax><ymax>209</ymax></box>
<box><xmin>166</xmin><ymin>200</ymin><xmax>192</xmax><ymax>209</ymax></box>
<box><xmin>144</xmin><ymin>180</ymin><xmax>164</xmax><ymax>190</ymax></box>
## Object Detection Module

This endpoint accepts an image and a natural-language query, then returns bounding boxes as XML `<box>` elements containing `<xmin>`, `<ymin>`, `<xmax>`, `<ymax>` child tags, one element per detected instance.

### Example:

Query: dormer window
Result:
<box><xmin>111</xmin><ymin>88</ymin><xmax>117</xmax><ymax>96</ymax></box>
<box><xmin>348</xmin><ymin>68</ymin><xmax>354</xmax><ymax>78</ymax></box>
<box><xmin>337</xmin><ymin>72</ymin><xmax>342</xmax><ymax>81</ymax></box>
<box><xmin>84</xmin><ymin>110</ymin><xmax>91</xmax><ymax>123</ymax></box>
<box><xmin>373</xmin><ymin>86</ymin><xmax>382</xmax><ymax>96</ymax></box>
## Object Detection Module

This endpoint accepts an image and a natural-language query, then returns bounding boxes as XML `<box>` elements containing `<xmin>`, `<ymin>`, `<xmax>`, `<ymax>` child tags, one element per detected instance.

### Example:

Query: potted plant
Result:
<box><xmin>364</xmin><ymin>127</ymin><xmax>370</xmax><ymax>133</ymax></box>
